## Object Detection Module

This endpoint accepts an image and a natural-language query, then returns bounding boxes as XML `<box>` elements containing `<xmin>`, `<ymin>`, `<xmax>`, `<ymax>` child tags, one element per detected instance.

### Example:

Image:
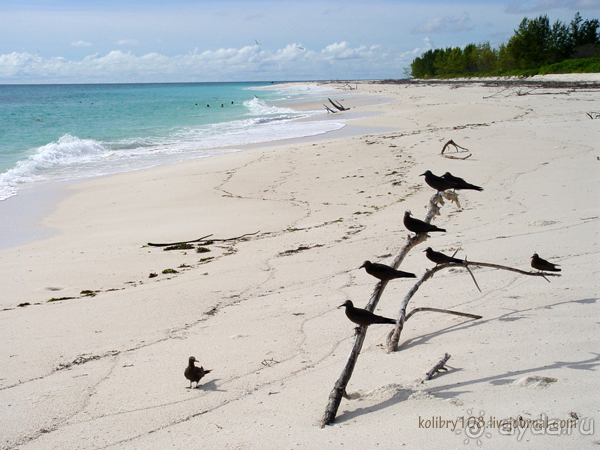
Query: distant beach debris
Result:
<box><xmin>441</xmin><ymin>139</ymin><xmax>472</xmax><ymax>160</ymax></box>
<box><xmin>323</xmin><ymin>98</ymin><xmax>350</xmax><ymax>114</ymax></box>
<box><xmin>586</xmin><ymin>111</ymin><xmax>600</xmax><ymax>119</ymax></box>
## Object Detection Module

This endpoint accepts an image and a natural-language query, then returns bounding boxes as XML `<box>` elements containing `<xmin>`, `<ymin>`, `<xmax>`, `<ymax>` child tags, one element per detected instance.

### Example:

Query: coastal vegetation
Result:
<box><xmin>409</xmin><ymin>13</ymin><xmax>600</xmax><ymax>78</ymax></box>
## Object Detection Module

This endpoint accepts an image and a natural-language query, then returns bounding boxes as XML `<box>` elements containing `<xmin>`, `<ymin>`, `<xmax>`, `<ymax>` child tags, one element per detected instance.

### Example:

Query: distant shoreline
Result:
<box><xmin>372</xmin><ymin>74</ymin><xmax>600</xmax><ymax>89</ymax></box>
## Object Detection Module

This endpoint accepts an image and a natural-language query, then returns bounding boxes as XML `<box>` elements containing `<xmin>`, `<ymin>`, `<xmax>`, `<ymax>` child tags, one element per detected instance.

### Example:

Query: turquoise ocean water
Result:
<box><xmin>0</xmin><ymin>82</ymin><xmax>345</xmax><ymax>201</ymax></box>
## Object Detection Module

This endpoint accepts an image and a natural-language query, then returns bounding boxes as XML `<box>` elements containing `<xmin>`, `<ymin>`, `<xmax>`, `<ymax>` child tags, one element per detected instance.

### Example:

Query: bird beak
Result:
<box><xmin>419</xmin><ymin>172</ymin><xmax>426</xmax><ymax>176</ymax></box>
<box><xmin>359</xmin><ymin>263</ymin><xmax>365</xmax><ymax>269</ymax></box>
<box><xmin>338</xmin><ymin>303</ymin><xmax>345</xmax><ymax>308</ymax></box>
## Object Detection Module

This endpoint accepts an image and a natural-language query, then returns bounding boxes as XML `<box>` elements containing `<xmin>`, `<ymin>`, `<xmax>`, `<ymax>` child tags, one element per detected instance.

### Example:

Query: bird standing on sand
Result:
<box><xmin>442</xmin><ymin>172</ymin><xmax>483</xmax><ymax>191</ymax></box>
<box><xmin>425</xmin><ymin>247</ymin><xmax>463</xmax><ymax>265</ymax></box>
<box><xmin>184</xmin><ymin>356</ymin><xmax>212</xmax><ymax>388</ymax></box>
<box><xmin>360</xmin><ymin>260</ymin><xmax>416</xmax><ymax>281</ymax></box>
<box><xmin>531</xmin><ymin>253</ymin><xmax>561</xmax><ymax>272</ymax></box>
<box><xmin>420</xmin><ymin>170</ymin><xmax>458</xmax><ymax>192</ymax></box>
<box><xmin>339</xmin><ymin>300</ymin><xmax>396</xmax><ymax>327</ymax></box>
<box><xmin>404</xmin><ymin>210</ymin><xmax>446</xmax><ymax>234</ymax></box>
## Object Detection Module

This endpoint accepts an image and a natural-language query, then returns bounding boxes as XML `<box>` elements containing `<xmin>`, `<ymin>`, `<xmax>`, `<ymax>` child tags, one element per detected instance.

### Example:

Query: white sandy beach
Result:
<box><xmin>1</xmin><ymin>76</ymin><xmax>599</xmax><ymax>449</ymax></box>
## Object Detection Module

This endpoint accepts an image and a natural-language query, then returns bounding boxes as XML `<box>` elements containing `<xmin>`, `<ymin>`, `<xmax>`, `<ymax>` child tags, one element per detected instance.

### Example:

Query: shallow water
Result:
<box><xmin>0</xmin><ymin>82</ymin><xmax>346</xmax><ymax>201</ymax></box>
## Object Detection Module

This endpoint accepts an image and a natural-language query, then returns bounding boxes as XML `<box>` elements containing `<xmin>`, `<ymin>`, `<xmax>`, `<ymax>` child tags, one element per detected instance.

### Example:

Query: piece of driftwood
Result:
<box><xmin>424</xmin><ymin>353</ymin><xmax>451</xmax><ymax>381</ymax></box>
<box><xmin>324</xmin><ymin>104</ymin><xmax>337</xmax><ymax>114</ymax></box>
<box><xmin>441</xmin><ymin>139</ymin><xmax>471</xmax><ymax>160</ymax></box>
<box><xmin>406</xmin><ymin>307</ymin><xmax>482</xmax><ymax>321</ymax></box>
<box><xmin>148</xmin><ymin>234</ymin><xmax>213</xmax><ymax>247</ymax></box>
<box><xmin>328</xmin><ymin>98</ymin><xmax>349</xmax><ymax>111</ymax></box>
<box><xmin>320</xmin><ymin>193</ymin><xmax>449</xmax><ymax>427</ymax></box>
<box><xmin>586</xmin><ymin>111</ymin><xmax>600</xmax><ymax>119</ymax></box>
<box><xmin>147</xmin><ymin>231</ymin><xmax>259</xmax><ymax>247</ymax></box>
<box><xmin>321</xmin><ymin>184</ymin><xmax>563</xmax><ymax>424</ymax></box>
<box><xmin>210</xmin><ymin>231</ymin><xmax>261</xmax><ymax>242</ymax></box>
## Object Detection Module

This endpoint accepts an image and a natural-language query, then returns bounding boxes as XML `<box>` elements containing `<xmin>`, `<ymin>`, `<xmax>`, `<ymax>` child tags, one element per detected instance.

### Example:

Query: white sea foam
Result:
<box><xmin>0</xmin><ymin>135</ymin><xmax>110</xmax><ymax>200</ymax></box>
<box><xmin>0</xmin><ymin>108</ymin><xmax>345</xmax><ymax>201</ymax></box>
<box><xmin>253</xmin><ymin>82</ymin><xmax>339</xmax><ymax>102</ymax></box>
<box><xmin>243</xmin><ymin>97</ymin><xmax>298</xmax><ymax>116</ymax></box>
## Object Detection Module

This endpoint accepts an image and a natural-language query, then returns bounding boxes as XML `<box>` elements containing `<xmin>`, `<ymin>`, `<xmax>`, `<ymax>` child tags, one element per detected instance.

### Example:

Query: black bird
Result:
<box><xmin>531</xmin><ymin>253</ymin><xmax>561</xmax><ymax>272</ymax></box>
<box><xmin>442</xmin><ymin>172</ymin><xmax>483</xmax><ymax>191</ymax></box>
<box><xmin>360</xmin><ymin>260</ymin><xmax>416</xmax><ymax>281</ymax></box>
<box><xmin>404</xmin><ymin>210</ymin><xmax>446</xmax><ymax>234</ymax></box>
<box><xmin>339</xmin><ymin>300</ymin><xmax>396</xmax><ymax>327</ymax></box>
<box><xmin>420</xmin><ymin>170</ymin><xmax>458</xmax><ymax>192</ymax></box>
<box><xmin>425</xmin><ymin>247</ymin><xmax>463</xmax><ymax>265</ymax></box>
<box><xmin>184</xmin><ymin>356</ymin><xmax>212</xmax><ymax>388</ymax></box>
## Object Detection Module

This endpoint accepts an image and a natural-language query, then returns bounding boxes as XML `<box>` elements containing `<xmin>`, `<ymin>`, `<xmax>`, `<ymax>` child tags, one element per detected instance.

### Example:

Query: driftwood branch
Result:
<box><xmin>386</xmin><ymin>259</ymin><xmax>561</xmax><ymax>352</ymax></box>
<box><xmin>328</xmin><ymin>98</ymin><xmax>349</xmax><ymax>111</ymax></box>
<box><xmin>320</xmin><ymin>193</ymin><xmax>450</xmax><ymax>427</ymax></box>
<box><xmin>324</xmin><ymin>104</ymin><xmax>337</xmax><ymax>114</ymax></box>
<box><xmin>405</xmin><ymin>307</ymin><xmax>482</xmax><ymax>321</ymax></box>
<box><xmin>424</xmin><ymin>353</ymin><xmax>451</xmax><ymax>381</ymax></box>
<box><xmin>441</xmin><ymin>139</ymin><xmax>472</xmax><ymax>160</ymax></box>
<box><xmin>586</xmin><ymin>111</ymin><xmax>600</xmax><ymax>119</ymax></box>
<box><xmin>465</xmin><ymin>265</ymin><xmax>482</xmax><ymax>292</ymax></box>
<box><xmin>211</xmin><ymin>231</ymin><xmax>261</xmax><ymax>242</ymax></box>
<box><xmin>147</xmin><ymin>231</ymin><xmax>260</xmax><ymax>247</ymax></box>
<box><xmin>147</xmin><ymin>234</ymin><xmax>213</xmax><ymax>247</ymax></box>
<box><xmin>461</xmin><ymin>260</ymin><xmax>561</xmax><ymax>278</ymax></box>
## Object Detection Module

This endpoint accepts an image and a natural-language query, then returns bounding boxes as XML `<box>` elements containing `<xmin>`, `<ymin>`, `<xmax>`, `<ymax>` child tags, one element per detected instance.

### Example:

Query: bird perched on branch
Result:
<box><xmin>339</xmin><ymin>300</ymin><xmax>396</xmax><ymax>327</ymax></box>
<box><xmin>420</xmin><ymin>170</ymin><xmax>458</xmax><ymax>192</ymax></box>
<box><xmin>404</xmin><ymin>210</ymin><xmax>446</xmax><ymax>234</ymax></box>
<box><xmin>360</xmin><ymin>260</ymin><xmax>416</xmax><ymax>281</ymax></box>
<box><xmin>530</xmin><ymin>253</ymin><xmax>561</xmax><ymax>272</ymax></box>
<box><xmin>425</xmin><ymin>247</ymin><xmax>463</xmax><ymax>265</ymax></box>
<box><xmin>442</xmin><ymin>172</ymin><xmax>483</xmax><ymax>191</ymax></box>
<box><xmin>184</xmin><ymin>356</ymin><xmax>212</xmax><ymax>388</ymax></box>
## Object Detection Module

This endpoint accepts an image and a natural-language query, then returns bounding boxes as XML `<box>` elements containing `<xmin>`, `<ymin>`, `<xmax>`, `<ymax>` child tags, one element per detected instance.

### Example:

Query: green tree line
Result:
<box><xmin>410</xmin><ymin>13</ymin><xmax>600</xmax><ymax>78</ymax></box>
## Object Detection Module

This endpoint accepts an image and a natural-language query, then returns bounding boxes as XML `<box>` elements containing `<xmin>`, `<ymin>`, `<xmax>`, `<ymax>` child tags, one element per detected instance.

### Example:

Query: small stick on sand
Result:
<box><xmin>424</xmin><ymin>353</ymin><xmax>451</xmax><ymax>381</ymax></box>
<box><xmin>147</xmin><ymin>231</ymin><xmax>260</xmax><ymax>247</ymax></box>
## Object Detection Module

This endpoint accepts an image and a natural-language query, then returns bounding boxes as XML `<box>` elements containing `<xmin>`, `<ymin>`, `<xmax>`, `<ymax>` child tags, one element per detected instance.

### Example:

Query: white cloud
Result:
<box><xmin>506</xmin><ymin>0</ymin><xmax>600</xmax><ymax>13</ymax></box>
<box><xmin>0</xmin><ymin>42</ymin><xmax>411</xmax><ymax>83</ymax></box>
<box><xmin>412</xmin><ymin>13</ymin><xmax>475</xmax><ymax>34</ymax></box>
<box><xmin>71</xmin><ymin>40</ymin><xmax>92</xmax><ymax>47</ymax></box>
<box><xmin>117</xmin><ymin>39</ymin><xmax>139</xmax><ymax>46</ymax></box>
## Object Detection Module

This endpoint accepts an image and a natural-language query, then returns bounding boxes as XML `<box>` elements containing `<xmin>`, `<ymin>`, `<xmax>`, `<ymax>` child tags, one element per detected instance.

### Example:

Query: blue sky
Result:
<box><xmin>0</xmin><ymin>0</ymin><xmax>598</xmax><ymax>83</ymax></box>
